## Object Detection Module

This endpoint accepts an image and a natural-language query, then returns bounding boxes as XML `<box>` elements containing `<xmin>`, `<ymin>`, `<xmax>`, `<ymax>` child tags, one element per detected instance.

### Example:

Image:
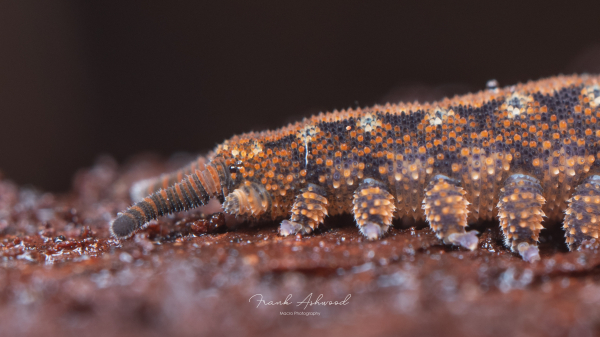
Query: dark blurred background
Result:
<box><xmin>1</xmin><ymin>1</ymin><xmax>600</xmax><ymax>192</ymax></box>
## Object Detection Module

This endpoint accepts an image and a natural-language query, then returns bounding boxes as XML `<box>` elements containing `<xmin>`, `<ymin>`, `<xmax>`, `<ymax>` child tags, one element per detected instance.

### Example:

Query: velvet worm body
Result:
<box><xmin>111</xmin><ymin>74</ymin><xmax>600</xmax><ymax>262</ymax></box>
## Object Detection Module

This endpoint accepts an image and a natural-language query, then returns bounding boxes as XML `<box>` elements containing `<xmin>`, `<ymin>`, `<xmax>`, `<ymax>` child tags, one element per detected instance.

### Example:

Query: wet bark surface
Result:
<box><xmin>1</xmin><ymin>155</ymin><xmax>600</xmax><ymax>337</ymax></box>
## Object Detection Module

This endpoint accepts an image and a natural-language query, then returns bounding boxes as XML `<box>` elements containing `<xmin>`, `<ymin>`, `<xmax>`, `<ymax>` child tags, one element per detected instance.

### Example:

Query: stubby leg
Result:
<box><xmin>223</xmin><ymin>182</ymin><xmax>271</xmax><ymax>219</ymax></box>
<box><xmin>422</xmin><ymin>175</ymin><xmax>478</xmax><ymax>250</ymax></box>
<box><xmin>564</xmin><ymin>175</ymin><xmax>600</xmax><ymax>250</ymax></box>
<box><xmin>353</xmin><ymin>179</ymin><xmax>396</xmax><ymax>240</ymax></box>
<box><xmin>497</xmin><ymin>174</ymin><xmax>545</xmax><ymax>262</ymax></box>
<box><xmin>279</xmin><ymin>184</ymin><xmax>328</xmax><ymax>236</ymax></box>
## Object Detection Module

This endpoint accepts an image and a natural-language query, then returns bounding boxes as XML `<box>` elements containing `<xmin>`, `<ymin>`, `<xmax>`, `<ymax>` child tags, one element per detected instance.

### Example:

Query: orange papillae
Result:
<box><xmin>212</xmin><ymin>75</ymin><xmax>599</xmax><ymax>222</ymax></box>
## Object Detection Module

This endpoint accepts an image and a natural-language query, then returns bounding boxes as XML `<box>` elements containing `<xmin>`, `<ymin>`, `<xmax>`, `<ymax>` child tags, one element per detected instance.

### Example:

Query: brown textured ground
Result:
<box><xmin>2</xmin><ymin>155</ymin><xmax>600</xmax><ymax>337</ymax></box>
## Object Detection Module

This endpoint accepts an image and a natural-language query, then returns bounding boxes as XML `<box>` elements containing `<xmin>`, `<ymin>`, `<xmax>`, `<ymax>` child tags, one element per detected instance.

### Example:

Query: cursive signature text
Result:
<box><xmin>249</xmin><ymin>293</ymin><xmax>351</xmax><ymax>309</ymax></box>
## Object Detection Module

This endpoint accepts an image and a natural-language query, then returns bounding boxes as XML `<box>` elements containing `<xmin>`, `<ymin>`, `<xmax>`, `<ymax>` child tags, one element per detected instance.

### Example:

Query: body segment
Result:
<box><xmin>112</xmin><ymin>74</ymin><xmax>600</xmax><ymax>260</ymax></box>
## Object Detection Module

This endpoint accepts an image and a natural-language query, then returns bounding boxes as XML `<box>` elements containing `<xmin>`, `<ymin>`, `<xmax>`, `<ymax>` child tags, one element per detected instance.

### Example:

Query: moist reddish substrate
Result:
<box><xmin>2</xmin><ymin>155</ymin><xmax>600</xmax><ymax>337</ymax></box>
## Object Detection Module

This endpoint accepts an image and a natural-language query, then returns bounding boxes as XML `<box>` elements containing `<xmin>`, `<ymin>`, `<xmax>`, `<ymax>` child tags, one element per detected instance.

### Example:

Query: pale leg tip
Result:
<box><xmin>447</xmin><ymin>231</ymin><xmax>479</xmax><ymax>250</ymax></box>
<box><xmin>279</xmin><ymin>220</ymin><xmax>303</xmax><ymax>237</ymax></box>
<box><xmin>359</xmin><ymin>222</ymin><xmax>388</xmax><ymax>240</ymax></box>
<box><xmin>517</xmin><ymin>242</ymin><xmax>540</xmax><ymax>262</ymax></box>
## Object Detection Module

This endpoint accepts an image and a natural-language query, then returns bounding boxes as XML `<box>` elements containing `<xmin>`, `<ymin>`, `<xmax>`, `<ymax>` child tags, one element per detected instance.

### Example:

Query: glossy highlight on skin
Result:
<box><xmin>112</xmin><ymin>74</ymin><xmax>600</xmax><ymax>262</ymax></box>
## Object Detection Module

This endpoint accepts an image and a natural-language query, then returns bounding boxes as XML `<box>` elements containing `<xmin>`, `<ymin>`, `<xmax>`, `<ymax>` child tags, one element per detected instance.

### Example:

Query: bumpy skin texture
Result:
<box><xmin>111</xmin><ymin>74</ymin><xmax>600</xmax><ymax>261</ymax></box>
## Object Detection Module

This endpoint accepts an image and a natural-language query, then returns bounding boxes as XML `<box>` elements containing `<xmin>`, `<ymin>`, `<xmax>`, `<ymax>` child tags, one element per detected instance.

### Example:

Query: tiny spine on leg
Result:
<box><xmin>279</xmin><ymin>184</ymin><xmax>328</xmax><ymax>236</ymax></box>
<box><xmin>564</xmin><ymin>175</ymin><xmax>600</xmax><ymax>250</ymax></box>
<box><xmin>422</xmin><ymin>175</ymin><xmax>478</xmax><ymax>250</ymax></box>
<box><xmin>111</xmin><ymin>162</ymin><xmax>226</xmax><ymax>239</ymax></box>
<box><xmin>497</xmin><ymin>174</ymin><xmax>545</xmax><ymax>262</ymax></box>
<box><xmin>353</xmin><ymin>179</ymin><xmax>396</xmax><ymax>240</ymax></box>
